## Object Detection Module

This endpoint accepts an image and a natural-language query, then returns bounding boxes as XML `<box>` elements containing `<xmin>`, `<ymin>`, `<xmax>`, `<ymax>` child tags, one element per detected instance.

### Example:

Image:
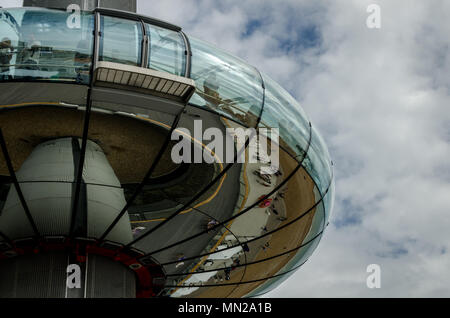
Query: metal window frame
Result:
<box><xmin>96</xmin><ymin>11</ymin><xmax>190</xmax><ymax>79</ymax></box>
<box><xmin>93</xmin><ymin>7</ymin><xmax>182</xmax><ymax>32</ymax></box>
<box><xmin>179</xmin><ymin>30</ymin><xmax>192</xmax><ymax>78</ymax></box>
<box><xmin>140</xmin><ymin>19</ymin><xmax>149</xmax><ymax>68</ymax></box>
<box><xmin>97</xmin><ymin>13</ymin><xmax>145</xmax><ymax>67</ymax></box>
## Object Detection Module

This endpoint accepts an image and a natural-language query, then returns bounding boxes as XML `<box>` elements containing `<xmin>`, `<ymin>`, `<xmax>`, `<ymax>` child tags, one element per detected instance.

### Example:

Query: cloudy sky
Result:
<box><xmin>2</xmin><ymin>0</ymin><xmax>449</xmax><ymax>297</ymax></box>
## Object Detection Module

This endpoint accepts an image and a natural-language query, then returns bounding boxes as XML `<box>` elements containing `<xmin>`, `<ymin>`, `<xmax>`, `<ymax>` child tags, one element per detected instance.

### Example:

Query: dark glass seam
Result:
<box><xmin>139</xmin><ymin>19</ymin><xmax>148</xmax><ymax>68</ymax></box>
<box><xmin>254</xmin><ymin>66</ymin><xmax>265</xmax><ymax>128</ymax></box>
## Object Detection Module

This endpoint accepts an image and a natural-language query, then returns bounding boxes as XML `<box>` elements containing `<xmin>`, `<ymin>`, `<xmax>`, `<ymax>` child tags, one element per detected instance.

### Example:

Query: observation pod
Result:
<box><xmin>0</xmin><ymin>1</ymin><xmax>334</xmax><ymax>298</ymax></box>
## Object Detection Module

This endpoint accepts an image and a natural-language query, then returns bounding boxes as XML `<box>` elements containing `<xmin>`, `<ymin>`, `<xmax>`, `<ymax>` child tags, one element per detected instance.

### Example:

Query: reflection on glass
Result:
<box><xmin>189</xmin><ymin>37</ymin><xmax>263</xmax><ymax>128</ymax></box>
<box><xmin>146</xmin><ymin>23</ymin><xmax>185</xmax><ymax>76</ymax></box>
<box><xmin>100</xmin><ymin>15</ymin><xmax>142</xmax><ymax>66</ymax></box>
<box><xmin>249</xmin><ymin>187</ymin><xmax>327</xmax><ymax>297</ymax></box>
<box><xmin>0</xmin><ymin>8</ymin><xmax>94</xmax><ymax>83</ymax></box>
<box><xmin>239</xmin><ymin>181</ymin><xmax>325</xmax><ymax>298</ymax></box>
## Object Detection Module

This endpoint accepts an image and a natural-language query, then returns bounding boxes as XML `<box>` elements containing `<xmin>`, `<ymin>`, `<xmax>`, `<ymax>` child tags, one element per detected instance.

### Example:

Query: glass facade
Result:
<box><xmin>0</xmin><ymin>7</ymin><xmax>334</xmax><ymax>298</ymax></box>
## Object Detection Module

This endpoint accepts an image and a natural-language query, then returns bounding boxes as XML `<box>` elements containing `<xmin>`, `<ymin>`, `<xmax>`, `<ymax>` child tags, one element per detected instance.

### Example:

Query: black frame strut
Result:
<box><xmin>0</xmin><ymin>129</ymin><xmax>40</xmax><ymax>238</ymax></box>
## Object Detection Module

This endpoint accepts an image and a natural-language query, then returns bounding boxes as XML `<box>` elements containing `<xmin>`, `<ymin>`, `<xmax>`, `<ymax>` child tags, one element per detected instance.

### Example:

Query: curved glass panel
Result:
<box><xmin>259</xmin><ymin>73</ymin><xmax>310</xmax><ymax>160</ymax></box>
<box><xmin>0</xmin><ymin>8</ymin><xmax>94</xmax><ymax>83</ymax></box>
<box><xmin>188</xmin><ymin>37</ymin><xmax>263</xmax><ymax>128</ymax></box>
<box><xmin>146</xmin><ymin>23</ymin><xmax>185</xmax><ymax>76</ymax></box>
<box><xmin>302</xmin><ymin>126</ymin><xmax>332</xmax><ymax>195</ymax></box>
<box><xmin>99</xmin><ymin>15</ymin><xmax>143</xmax><ymax>66</ymax></box>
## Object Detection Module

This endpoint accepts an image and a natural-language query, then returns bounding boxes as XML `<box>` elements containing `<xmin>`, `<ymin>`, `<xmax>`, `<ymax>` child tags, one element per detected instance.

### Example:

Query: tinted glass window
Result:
<box><xmin>99</xmin><ymin>15</ymin><xmax>142</xmax><ymax>66</ymax></box>
<box><xmin>146</xmin><ymin>23</ymin><xmax>185</xmax><ymax>76</ymax></box>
